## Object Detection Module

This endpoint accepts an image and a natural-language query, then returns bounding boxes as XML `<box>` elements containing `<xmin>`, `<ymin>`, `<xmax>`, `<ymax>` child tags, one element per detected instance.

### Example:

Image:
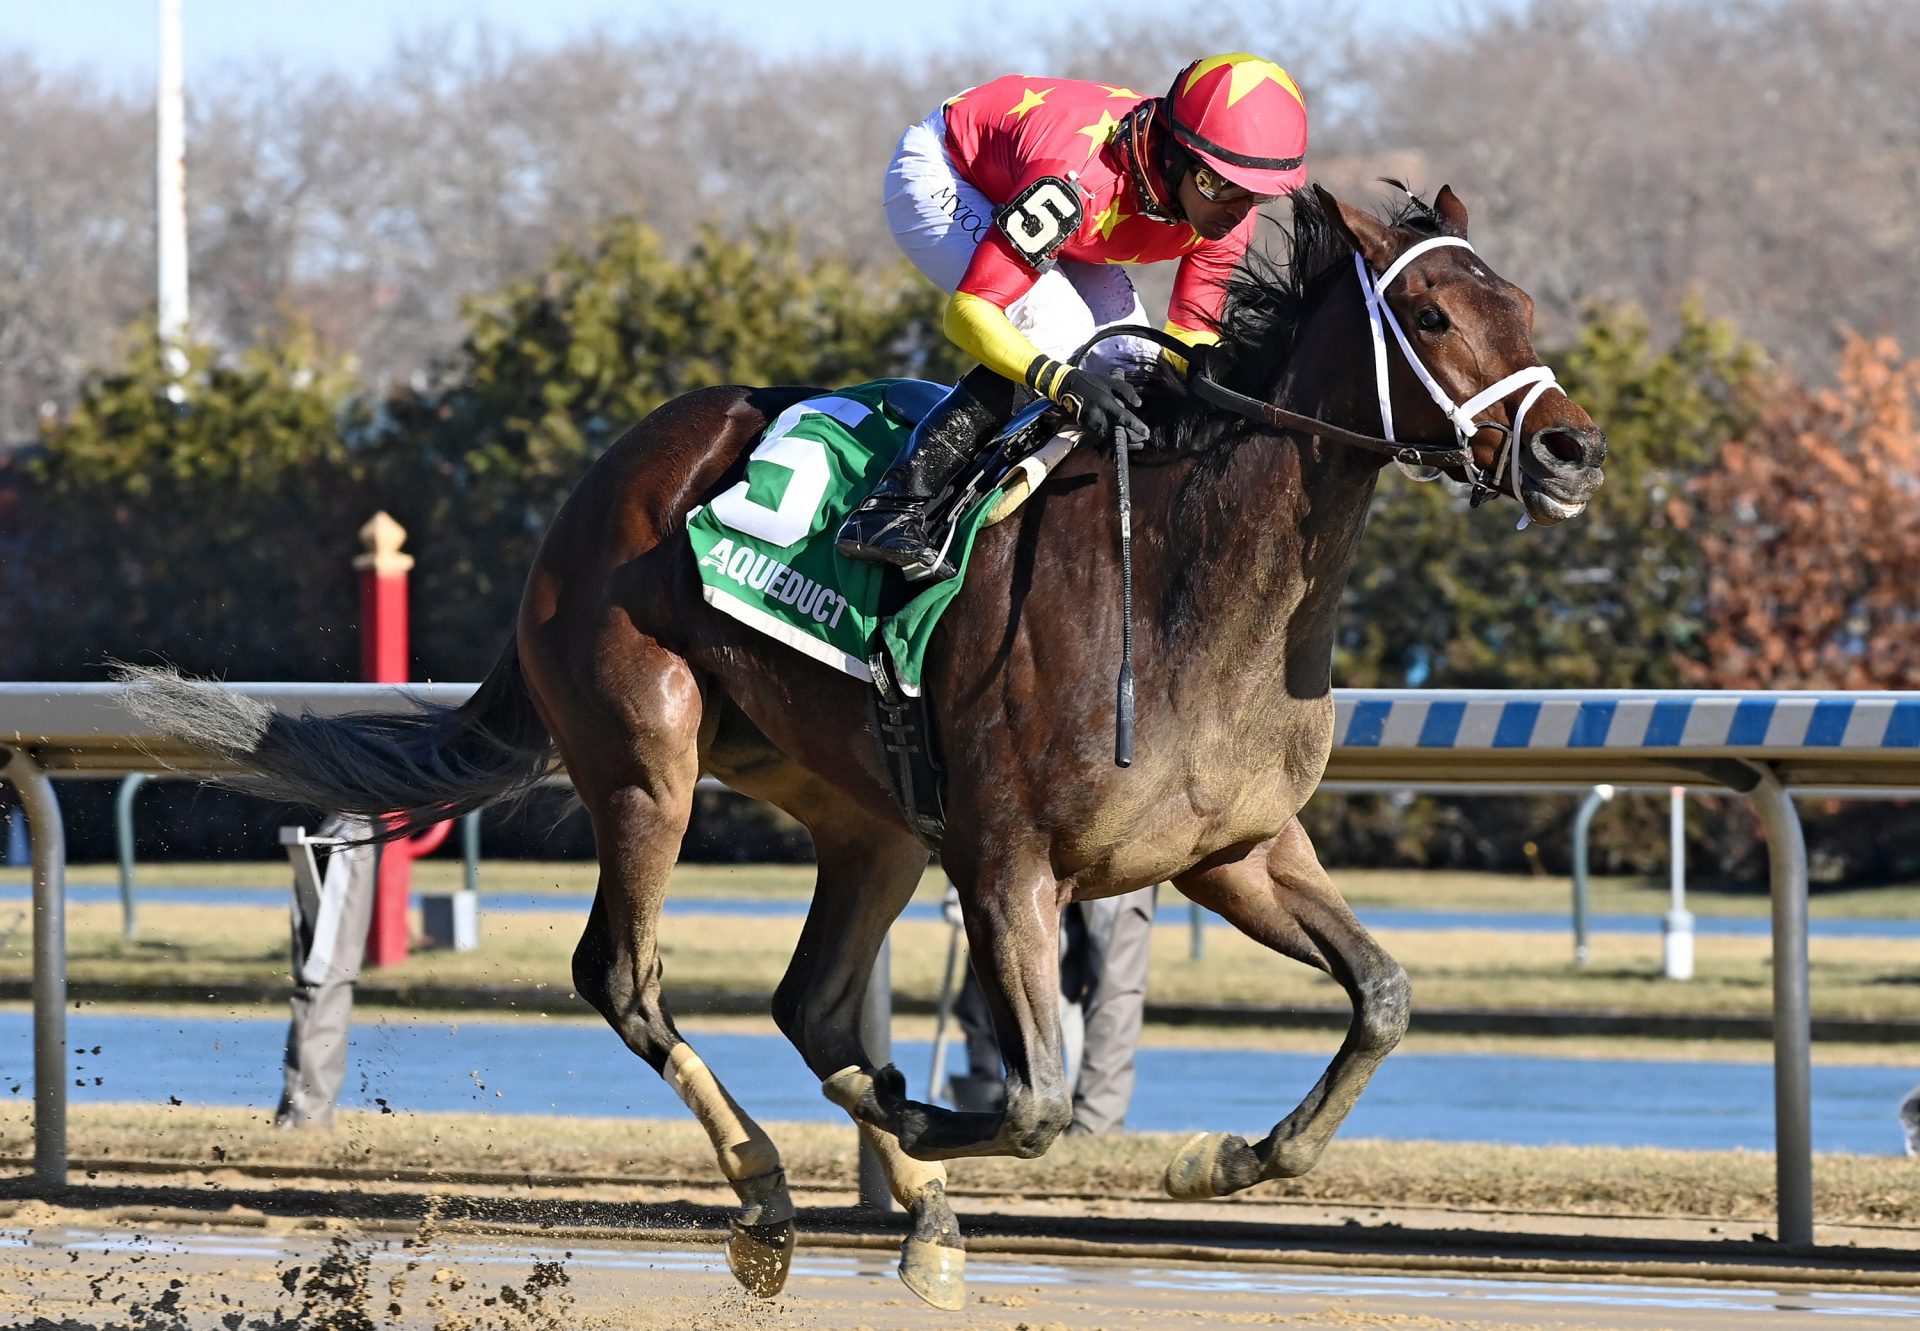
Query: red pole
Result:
<box><xmin>354</xmin><ymin>511</ymin><xmax>440</xmax><ymax>968</ymax></box>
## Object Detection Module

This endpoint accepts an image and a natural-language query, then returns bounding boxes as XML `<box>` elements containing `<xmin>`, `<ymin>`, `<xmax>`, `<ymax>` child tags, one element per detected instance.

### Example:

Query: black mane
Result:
<box><xmin>1130</xmin><ymin>184</ymin><xmax>1446</xmax><ymax>457</ymax></box>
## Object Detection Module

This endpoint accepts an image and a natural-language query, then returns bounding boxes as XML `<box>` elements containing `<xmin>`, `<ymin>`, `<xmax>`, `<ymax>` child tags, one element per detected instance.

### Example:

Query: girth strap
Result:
<box><xmin>868</xmin><ymin>650</ymin><xmax>947</xmax><ymax>850</ymax></box>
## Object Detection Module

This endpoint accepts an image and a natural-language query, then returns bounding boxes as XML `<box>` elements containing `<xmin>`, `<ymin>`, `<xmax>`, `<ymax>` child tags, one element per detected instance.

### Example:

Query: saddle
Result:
<box><xmin>865</xmin><ymin>382</ymin><xmax>1072</xmax><ymax>850</ymax></box>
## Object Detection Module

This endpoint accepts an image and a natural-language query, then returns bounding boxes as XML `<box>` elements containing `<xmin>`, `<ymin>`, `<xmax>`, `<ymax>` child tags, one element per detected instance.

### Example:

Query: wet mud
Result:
<box><xmin>1</xmin><ymin>1199</ymin><xmax>592</xmax><ymax>1331</ymax></box>
<box><xmin>4</xmin><ymin>1205</ymin><xmax>1920</xmax><ymax>1331</ymax></box>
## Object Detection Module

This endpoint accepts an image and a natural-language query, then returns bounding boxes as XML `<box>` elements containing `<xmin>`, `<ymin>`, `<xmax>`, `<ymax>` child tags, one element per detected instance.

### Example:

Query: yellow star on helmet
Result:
<box><xmin>1004</xmin><ymin>86</ymin><xmax>1053</xmax><ymax>121</ymax></box>
<box><xmin>1183</xmin><ymin>53</ymin><xmax>1303</xmax><ymax>108</ymax></box>
<box><xmin>1092</xmin><ymin>197</ymin><xmax>1132</xmax><ymax>242</ymax></box>
<box><xmin>1074</xmin><ymin>109</ymin><xmax>1121</xmax><ymax>158</ymax></box>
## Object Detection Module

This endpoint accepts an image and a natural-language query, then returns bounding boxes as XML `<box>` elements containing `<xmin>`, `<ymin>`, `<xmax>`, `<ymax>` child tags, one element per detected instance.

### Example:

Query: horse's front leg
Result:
<box><xmin>826</xmin><ymin>853</ymin><xmax>1074</xmax><ymax>1163</ymax></box>
<box><xmin>1164</xmin><ymin>816</ymin><xmax>1411</xmax><ymax>1199</ymax></box>
<box><xmin>760</xmin><ymin>789</ymin><xmax>968</xmax><ymax>1311</ymax></box>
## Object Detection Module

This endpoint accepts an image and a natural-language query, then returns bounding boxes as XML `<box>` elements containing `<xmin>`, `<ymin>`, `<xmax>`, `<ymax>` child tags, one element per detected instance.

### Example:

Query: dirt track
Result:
<box><xmin>5</xmin><ymin>1215</ymin><xmax>1920</xmax><ymax>1330</ymax></box>
<box><xmin>3</xmin><ymin>1170</ymin><xmax>1918</xmax><ymax>1330</ymax></box>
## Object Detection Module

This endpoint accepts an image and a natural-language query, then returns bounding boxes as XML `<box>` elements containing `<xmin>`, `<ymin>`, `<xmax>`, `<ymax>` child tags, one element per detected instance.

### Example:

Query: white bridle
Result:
<box><xmin>1356</xmin><ymin>237</ymin><xmax>1564</xmax><ymax>528</ymax></box>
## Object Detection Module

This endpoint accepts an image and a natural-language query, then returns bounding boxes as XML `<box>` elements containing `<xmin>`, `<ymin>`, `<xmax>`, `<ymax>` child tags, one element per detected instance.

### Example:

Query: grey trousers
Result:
<box><xmin>277</xmin><ymin>815</ymin><xmax>378</xmax><ymax>1127</ymax></box>
<box><xmin>1068</xmin><ymin>884</ymin><xmax>1157</xmax><ymax>1134</ymax></box>
<box><xmin>954</xmin><ymin>883</ymin><xmax>1158</xmax><ymax>1133</ymax></box>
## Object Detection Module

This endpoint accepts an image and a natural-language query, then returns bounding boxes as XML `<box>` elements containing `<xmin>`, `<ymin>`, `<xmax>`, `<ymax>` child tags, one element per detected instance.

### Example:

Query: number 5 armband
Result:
<box><xmin>993</xmin><ymin>176</ymin><xmax>1085</xmax><ymax>269</ymax></box>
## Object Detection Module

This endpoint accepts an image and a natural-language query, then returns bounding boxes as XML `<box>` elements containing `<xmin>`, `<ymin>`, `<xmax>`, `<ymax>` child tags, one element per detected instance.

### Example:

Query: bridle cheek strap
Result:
<box><xmin>1356</xmin><ymin>240</ymin><xmax>1567</xmax><ymax>524</ymax></box>
<box><xmin>1361</xmin><ymin>239</ymin><xmax>1472</xmax><ymax>442</ymax></box>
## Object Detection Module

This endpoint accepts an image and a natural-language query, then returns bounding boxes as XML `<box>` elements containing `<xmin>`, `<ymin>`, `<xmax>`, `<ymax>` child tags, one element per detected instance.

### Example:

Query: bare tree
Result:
<box><xmin>3</xmin><ymin>0</ymin><xmax>1914</xmax><ymax>446</ymax></box>
<box><xmin>1358</xmin><ymin>0</ymin><xmax>1920</xmax><ymax>366</ymax></box>
<box><xmin>0</xmin><ymin>56</ymin><xmax>151</xmax><ymax>442</ymax></box>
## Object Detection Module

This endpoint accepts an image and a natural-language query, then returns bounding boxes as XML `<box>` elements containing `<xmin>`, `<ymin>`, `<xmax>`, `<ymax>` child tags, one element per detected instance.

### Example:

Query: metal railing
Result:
<box><xmin>14</xmin><ymin>682</ymin><xmax>1920</xmax><ymax>1245</ymax></box>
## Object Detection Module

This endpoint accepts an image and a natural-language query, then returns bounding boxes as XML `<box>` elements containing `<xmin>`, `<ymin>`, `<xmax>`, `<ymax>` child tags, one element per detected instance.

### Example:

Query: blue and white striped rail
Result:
<box><xmin>9</xmin><ymin>684</ymin><xmax>1920</xmax><ymax>787</ymax></box>
<box><xmin>1325</xmin><ymin>690</ymin><xmax>1920</xmax><ymax>788</ymax></box>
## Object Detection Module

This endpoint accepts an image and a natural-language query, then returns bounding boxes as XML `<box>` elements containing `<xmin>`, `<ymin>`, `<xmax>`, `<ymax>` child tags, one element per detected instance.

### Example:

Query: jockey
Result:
<box><xmin>837</xmin><ymin>52</ymin><xmax>1309</xmax><ymax>578</ymax></box>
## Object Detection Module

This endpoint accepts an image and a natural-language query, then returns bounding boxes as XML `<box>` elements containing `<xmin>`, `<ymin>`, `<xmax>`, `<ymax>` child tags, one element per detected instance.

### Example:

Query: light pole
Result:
<box><xmin>156</xmin><ymin>0</ymin><xmax>189</xmax><ymax>395</ymax></box>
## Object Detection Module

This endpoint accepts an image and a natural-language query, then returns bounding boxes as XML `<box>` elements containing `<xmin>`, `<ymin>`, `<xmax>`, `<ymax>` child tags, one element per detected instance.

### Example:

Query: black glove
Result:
<box><xmin>1059</xmin><ymin>367</ymin><xmax>1150</xmax><ymax>448</ymax></box>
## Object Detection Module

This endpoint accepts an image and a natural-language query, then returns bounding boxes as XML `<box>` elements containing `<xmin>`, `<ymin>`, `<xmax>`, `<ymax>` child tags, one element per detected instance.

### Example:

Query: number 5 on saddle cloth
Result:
<box><xmin>686</xmin><ymin>378</ymin><xmax>1073</xmax><ymax>842</ymax></box>
<box><xmin>687</xmin><ymin>377</ymin><xmax>1069</xmax><ymax>697</ymax></box>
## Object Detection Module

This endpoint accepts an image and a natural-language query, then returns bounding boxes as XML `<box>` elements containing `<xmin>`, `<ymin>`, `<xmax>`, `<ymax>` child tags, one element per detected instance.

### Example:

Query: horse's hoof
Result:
<box><xmin>1164</xmin><ymin>1131</ymin><xmax>1260</xmax><ymax>1200</ymax></box>
<box><xmin>898</xmin><ymin>1238</ymin><xmax>966</xmax><ymax>1311</ymax></box>
<box><xmin>726</xmin><ymin>1217</ymin><xmax>795</xmax><ymax>1298</ymax></box>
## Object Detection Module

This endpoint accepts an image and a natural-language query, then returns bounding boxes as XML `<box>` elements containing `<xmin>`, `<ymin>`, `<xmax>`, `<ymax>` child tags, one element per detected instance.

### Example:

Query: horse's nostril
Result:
<box><xmin>1538</xmin><ymin>428</ymin><xmax>1585</xmax><ymax>466</ymax></box>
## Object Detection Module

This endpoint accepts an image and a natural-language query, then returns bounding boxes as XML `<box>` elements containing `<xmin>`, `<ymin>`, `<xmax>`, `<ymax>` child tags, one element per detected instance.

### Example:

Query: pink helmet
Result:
<box><xmin>1165</xmin><ymin>53</ymin><xmax>1309</xmax><ymax>197</ymax></box>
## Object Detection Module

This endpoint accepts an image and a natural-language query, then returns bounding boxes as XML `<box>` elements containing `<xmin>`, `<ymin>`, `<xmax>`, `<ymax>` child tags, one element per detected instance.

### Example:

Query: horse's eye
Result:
<box><xmin>1416</xmin><ymin>306</ymin><xmax>1449</xmax><ymax>334</ymax></box>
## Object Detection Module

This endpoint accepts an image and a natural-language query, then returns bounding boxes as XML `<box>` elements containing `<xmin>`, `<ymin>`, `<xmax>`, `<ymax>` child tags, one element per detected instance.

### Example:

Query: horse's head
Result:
<box><xmin>1316</xmin><ymin>184</ymin><xmax>1607</xmax><ymax>525</ymax></box>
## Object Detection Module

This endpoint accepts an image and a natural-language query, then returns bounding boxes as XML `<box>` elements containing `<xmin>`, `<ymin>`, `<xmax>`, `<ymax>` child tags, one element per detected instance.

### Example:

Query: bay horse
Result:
<box><xmin>124</xmin><ymin>184</ymin><xmax>1606</xmax><ymax>1309</ymax></box>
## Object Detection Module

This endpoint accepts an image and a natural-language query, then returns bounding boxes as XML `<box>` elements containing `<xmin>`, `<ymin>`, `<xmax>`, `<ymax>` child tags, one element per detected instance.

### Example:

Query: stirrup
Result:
<box><xmin>902</xmin><ymin>551</ymin><xmax>958</xmax><ymax>583</ymax></box>
<box><xmin>835</xmin><ymin>505</ymin><xmax>955</xmax><ymax>582</ymax></box>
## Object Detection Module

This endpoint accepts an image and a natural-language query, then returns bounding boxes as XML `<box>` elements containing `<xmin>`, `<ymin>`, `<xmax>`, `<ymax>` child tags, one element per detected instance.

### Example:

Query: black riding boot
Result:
<box><xmin>835</xmin><ymin>366</ymin><xmax>1018</xmax><ymax>581</ymax></box>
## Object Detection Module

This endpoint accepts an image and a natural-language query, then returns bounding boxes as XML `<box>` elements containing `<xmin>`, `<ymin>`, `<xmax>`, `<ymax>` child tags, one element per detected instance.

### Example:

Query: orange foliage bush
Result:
<box><xmin>1687</xmin><ymin>335</ymin><xmax>1920</xmax><ymax>689</ymax></box>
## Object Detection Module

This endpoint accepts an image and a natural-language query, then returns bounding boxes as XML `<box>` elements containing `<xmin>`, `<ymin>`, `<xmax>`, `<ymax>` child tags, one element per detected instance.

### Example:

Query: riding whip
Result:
<box><xmin>1113</xmin><ymin>418</ymin><xmax>1136</xmax><ymax>768</ymax></box>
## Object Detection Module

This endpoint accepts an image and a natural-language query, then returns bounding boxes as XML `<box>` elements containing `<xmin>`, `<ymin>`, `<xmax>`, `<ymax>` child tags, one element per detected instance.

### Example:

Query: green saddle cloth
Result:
<box><xmin>687</xmin><ymin>379</ymin><xmax>1024</xmax><ymax>697</ymax></box>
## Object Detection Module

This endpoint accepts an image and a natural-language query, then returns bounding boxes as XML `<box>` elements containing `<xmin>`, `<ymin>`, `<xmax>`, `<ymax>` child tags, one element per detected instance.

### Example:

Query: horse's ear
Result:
<box><xmin>1433</xmin><ymin>185</ymin><xmax>1470</xmax><ymax>238</ymax></box>
<box><xmin>1312</xmin><ymin>184</ymin><xmax>1395</xmax><ymax>271</ymax></box>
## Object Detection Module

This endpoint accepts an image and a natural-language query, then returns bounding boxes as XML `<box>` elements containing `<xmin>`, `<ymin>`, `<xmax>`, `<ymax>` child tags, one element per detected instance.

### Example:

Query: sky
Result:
<box><xmin>1</xmin><ymin>0</ymin><xmax>1476</xmax><ymax>87</ymax></box>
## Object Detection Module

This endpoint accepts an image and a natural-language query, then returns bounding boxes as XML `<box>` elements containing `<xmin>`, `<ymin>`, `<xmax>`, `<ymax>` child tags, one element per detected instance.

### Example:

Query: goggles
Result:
<box><xmin>1190</xmin><ymin>166</ymin><xmax>1280</xmax><ymax>206</ymax></box>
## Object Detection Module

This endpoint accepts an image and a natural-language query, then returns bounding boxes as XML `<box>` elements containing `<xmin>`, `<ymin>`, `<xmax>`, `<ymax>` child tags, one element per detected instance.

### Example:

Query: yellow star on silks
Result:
<box><xmin>1184</xmin><ymin>229</ymin><xmax>1209</xmax><ymax>250</ymax></box>
<box><xmin>1103</xmin><ymin>252</ymin><xmax>1145</xmax><ymax>266</ymax></box>
<box><xmin>1074</xmin><ymin>109</ymin><xmax>1121</xmax><ymax>158</ymax></box>
<box><xmin>1004</xmin><ymin>86</ymin><xmax>1053</xmax><ymax>120</ymax></box>
<box><xmin>1092</xmin><ymin>197</ymin><xmax>1132</xmax><ymax>242</ymax></box>
<box><xmin>1097</xmin><ymin>84</ymin><xmax>1145</xmax><ymax>99</ymax></box>
<box><xmin>1181</xmin><ymin>53</ymin><xmax>1303</xmax><ymax>107</ymax></box>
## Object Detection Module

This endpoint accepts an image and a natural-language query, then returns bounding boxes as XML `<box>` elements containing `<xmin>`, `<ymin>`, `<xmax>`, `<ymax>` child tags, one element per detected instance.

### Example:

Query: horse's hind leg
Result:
<box><xmin>754</xmin><ymin>782</ymin><xmax>967</xmax><ymax>1310</ymax></box>
<box><xmin>573</xmin><ymin>893</ymin><xmax>796</xmax><ymax>1294</ymax></box>
<box><xmin>556</xmin><ymin>659</ymin><xmax>798</xmax><ymax>1297</ymax></box>
<box><xmin>1165</xmin><ymin>816</ymin><xmax>1411</xmax><ymax>1200</ymax></box>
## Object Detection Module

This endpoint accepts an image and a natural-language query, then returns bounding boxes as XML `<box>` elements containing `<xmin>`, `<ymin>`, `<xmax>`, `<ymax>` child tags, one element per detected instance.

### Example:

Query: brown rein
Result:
<box><xmin>1075</xmin><ymin>324</ymin><xmax>1478</xmax><ymax>472</ymax></box>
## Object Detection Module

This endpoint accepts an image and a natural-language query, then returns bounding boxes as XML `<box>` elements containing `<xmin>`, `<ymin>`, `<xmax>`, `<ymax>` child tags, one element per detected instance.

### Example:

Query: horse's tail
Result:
<box><xmin>116</xmin><ymin>641</ymin><xmax>553</xmax><ymax>841</ymax></box>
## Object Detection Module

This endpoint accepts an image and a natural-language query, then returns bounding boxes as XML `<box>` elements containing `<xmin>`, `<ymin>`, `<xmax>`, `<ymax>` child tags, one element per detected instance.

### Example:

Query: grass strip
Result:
<box><xmin>14</xmin><ymin>862</ymin><xmax>1920</xmax><ymax>917</ymax></box>
<box><xmin>11</xmin><ymin>895</ymin><xmax>1920</xmax><ymax>1022</ymax></box>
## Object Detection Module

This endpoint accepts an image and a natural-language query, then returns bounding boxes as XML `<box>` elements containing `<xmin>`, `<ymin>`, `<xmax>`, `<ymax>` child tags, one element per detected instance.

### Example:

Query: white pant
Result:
<box><xmin>883</xmin><ymin>112</ymin><xmax>1157</xmax><ymax>377</ymax></box>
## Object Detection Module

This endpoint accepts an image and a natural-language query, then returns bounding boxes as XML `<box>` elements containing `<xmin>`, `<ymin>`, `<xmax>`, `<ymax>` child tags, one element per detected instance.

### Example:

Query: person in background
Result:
<box><xmin>276</xmin><ymin>814</ymin><xmax>380</xmax><ymax>1129</ymax></box>
<box><xmin>950</xmin><ymin>885</ymin><xmax>1158</xmax><ymax>1133</ymax></box>
<box><xmin>1060</xmin><ymin>886</ymin><xmax>1158</xmax><ymax>1133</ymax></box>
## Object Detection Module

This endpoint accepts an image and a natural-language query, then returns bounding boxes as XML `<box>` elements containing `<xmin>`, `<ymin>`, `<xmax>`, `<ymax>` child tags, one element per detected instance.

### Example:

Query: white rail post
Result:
<box><xmin>4</xmin><ymin>748</ymin><xmax>68</xmax><ymax>1189</ymax></box>
<box><xmin>1748</xmin><ymin>766</ymin><xmax>1813</xmax><ymax>1247</ymax></box>
<box><xmin>114</xmin><ymin>772</ymin><xmax>149</xmax><ymax>939</ymax></box>
<box><xmin>1569</xmin><ymin>783</ymin><xmax>1613</xmax><ymax>966</ymax></box>
<box><xmin>1662</xmin><ymin>786</ymin><xmax>1694</xmax><ymax>980</ymax></box>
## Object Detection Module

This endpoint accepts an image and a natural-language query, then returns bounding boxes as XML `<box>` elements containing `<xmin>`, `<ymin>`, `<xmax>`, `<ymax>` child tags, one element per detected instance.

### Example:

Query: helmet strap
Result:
<box><xmin>1119</xmin><ymin>101</ymin><xmax>1182</xmax><ymax>224</ymax></box>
